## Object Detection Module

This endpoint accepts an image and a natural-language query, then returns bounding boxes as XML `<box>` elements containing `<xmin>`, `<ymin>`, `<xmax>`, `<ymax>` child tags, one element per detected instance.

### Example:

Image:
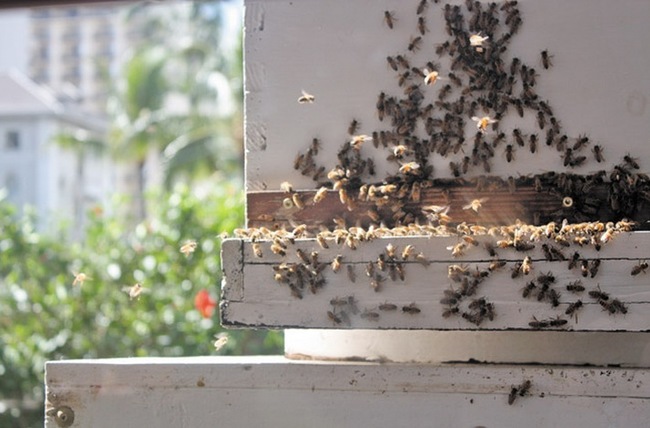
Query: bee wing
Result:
<box><xmin>462</xmin><ymin>202</ymin><xmax>473</xmax><ymax>210</ymax></box>
<box><xmin>471</xmin><ymin>116</ymin><xmax>480</xmax><ymax>122</ymax></box>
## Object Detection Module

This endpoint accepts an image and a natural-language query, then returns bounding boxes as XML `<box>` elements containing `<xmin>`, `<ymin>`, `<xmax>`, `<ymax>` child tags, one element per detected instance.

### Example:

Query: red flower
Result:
<box><xmin>194</xmin><ymin>289</ymin><xmax>217</xmax><ymax>318</ymax></box>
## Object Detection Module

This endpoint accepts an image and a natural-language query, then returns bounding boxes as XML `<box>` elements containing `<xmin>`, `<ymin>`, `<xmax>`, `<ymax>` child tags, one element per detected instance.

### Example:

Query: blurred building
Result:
<box><xmin>28</xmin><ymin>3</ymin><xmax>139</xmax><ymax>115</ymax></box>
<box><xmin>0</xmin><ymin>70</ymin><xmax>113</xmax><ymax>233</ymax></box>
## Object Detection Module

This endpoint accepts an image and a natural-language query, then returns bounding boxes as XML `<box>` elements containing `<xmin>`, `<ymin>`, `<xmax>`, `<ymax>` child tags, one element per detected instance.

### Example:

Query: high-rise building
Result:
<box><xmin>28</xmin><ymin>3</ymin><xmax>139</xmax><ymax>114</ymax></box>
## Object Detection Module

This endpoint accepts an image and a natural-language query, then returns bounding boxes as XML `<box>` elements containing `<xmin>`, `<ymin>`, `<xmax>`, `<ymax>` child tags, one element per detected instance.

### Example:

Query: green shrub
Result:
<box><xmin>0</xmin><ymin>182</ymin><xmax>282</xmax><ymax>427</ymax></box>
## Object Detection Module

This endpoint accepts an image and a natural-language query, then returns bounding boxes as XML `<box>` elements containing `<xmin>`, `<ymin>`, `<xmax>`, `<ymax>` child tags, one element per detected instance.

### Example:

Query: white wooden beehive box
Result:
<box><xmin>45</xmin><ymin>1</ymin><xmax>650</xmax><ymax>426</ymax></box>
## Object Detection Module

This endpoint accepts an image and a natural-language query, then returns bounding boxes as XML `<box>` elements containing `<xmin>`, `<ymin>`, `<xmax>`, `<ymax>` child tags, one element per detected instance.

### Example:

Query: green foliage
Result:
<box><xmin>0</xmin><ymin>182</ymin><xmax>282</xmax><ymax>427</ymax></box>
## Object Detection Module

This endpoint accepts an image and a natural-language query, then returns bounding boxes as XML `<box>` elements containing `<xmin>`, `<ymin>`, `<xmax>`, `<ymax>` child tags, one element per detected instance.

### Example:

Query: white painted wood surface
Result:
<box><xmin>245</xmin><ymin>0</ymin><xmax>650</xmax><ymax>192</ymax></box>
<box><xmin>221</xmin><ymin>232</ymin><xmax>650</xmax><ymax>330</ymax></box>
<box><xmin>45</xmin><ymin>356</ymin><xmax>650</xmax><ymax>428</ymax></box>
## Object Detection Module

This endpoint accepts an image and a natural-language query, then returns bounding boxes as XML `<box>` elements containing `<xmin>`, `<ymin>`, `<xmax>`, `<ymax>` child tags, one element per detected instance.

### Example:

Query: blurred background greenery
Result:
<box><xmin>0</xmin><ymin>1</ymin><xmax>283</xmax><ymax>427</ymax></box>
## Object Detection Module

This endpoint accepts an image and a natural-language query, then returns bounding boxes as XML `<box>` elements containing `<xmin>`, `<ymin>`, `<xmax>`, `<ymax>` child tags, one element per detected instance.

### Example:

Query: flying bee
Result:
<box><xmin>521</xmin><ymin>256</ymin><xmax>533</xmax><ymax>275</ymax></box>
<box><xmin>213</xmin><ymin>333</ymin><xmax>229</xmax><ymax>351</ymax></box>
<box><xmin>331</xmin><ymin>255</ymin><xmax>343</xmax><ymax>273</ymax></box>
<box><xmin>124</xmin><ymin>283</ymin><xmax>146</xmax><ymax>300</ymax></box>
<box><xmin>350</xmin><ymin>134</ymin><xmax>372</xmax><ymax>150</ymax></box>
<box><xmin>399</xmin><ymin>162</ymin><xmax>421</xmax><ymax>174</ymax></box>
<box><xmin>366</xmin><ymin>261</ymin><xmax>375</xmax><ymax>278</ymax></box>
<box><xmin>402</xmin><ymin>245</ymin><xmax>415</xmax><ymax>260</ymax></box>
<box><xmin>592</xmin><ymin>145</ymin><xmax>605</xmax><ymax>162</ymax></box>
<box><xmin>70</xmin><ymin>271</ymin><xmax>94</xmax><ymax>289</ymax></box>
<box><xmin>472</xmin><ymin>116</ymin><xmax>497</xmax><ymax>133</ymax></box>
<box><xmin>469</xmin><ymin>32</ymin><xmax>489</xmax><ymax>49</ymax></box>
<box><xmin>631</xmin><ymin>261</ymin><xmax>648</xmax><ymax>276</ymax></box>
<box><xmin>180</xmin><ymin>240</ymin><xmax>198</xmax><ymax>257</ymax></box>
<box><xmin>383</xmin><ymin>10</ymin><xmax>396</xmax><ymax>28</ymax></box>
<box><xmin>252</xmin><ymin>243</ymin><xmax>263</xmax><ymax>258</ymax></box>
<box><xmin>462</xmin><ymin>198</ymin><xmax>489</xmax><ymax>213</ymax></box>
<box><xmin>408</xmin><ymin>36</ymin><xmax>422</xmax><ymax>52</ymax></box>
<box><xmin>423</xmin><ymin>69</ymin><xmax>440</xmax><ymax>86</ymax></box>
<box><xmin>402</xmin><ymin>303</ymin><xmax>421</xmax><ymax>314</ymax></box>
<box><xmin>297</xmin><ymin>90</ymin><xmax>315</xmax><ymax>104</ymax></box>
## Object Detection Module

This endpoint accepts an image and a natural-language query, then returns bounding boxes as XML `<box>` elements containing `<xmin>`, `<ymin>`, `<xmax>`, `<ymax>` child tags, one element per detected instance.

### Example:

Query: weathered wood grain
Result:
<box><xmin>221</xmin><ymin>232</ymin><xmax>650</xmax><ymax>330</ymax></box>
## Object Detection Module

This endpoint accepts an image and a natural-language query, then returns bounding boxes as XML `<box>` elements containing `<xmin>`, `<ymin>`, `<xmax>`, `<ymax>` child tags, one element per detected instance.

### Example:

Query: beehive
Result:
<box><xmin>222</xmin><ymin>0</ymin><xmax>650</xmax><ymax>333</ymax></box>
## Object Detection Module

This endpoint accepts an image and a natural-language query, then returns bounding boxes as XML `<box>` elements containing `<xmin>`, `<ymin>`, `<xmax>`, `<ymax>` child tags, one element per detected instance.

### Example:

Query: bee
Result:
<box><xmin>624</xmin><ymin>154</ymin><xmax>640</xmax><ymax>169</ymax></box>
<box><xmin>313</xmin><ymin>187</ymin><xmax>328</xmax><ymax>204</ymax></box>
<box><xmin>350</xmin><ymin>134</ymin><xmax>371</xmax><ymax>150</ymax></box>
<box><xmin>528</xmin><ymin>317</ymin><xmax>550</xmax><ymax>330</ymax></box>
<box><xmin>442</xmin><ymin>306</ymin><xmax>460</xmax><ymax>318</ymax></box>
<box><xmin>462</xmin><ymin>198</ymin><xmax>489</xmax><ymax>213</ymax></box>
<box><xmin>402</xmin><ymin>303</ymin><xmax>421</xmax><ymax>314</ymax></box>
<box><xmin>511</xmin><ymin>262</ymin><xmax>523</xmax><ymax>279</ymax></box>
<box><xmin>580</xmin><ymin>259</ymin><xmax>590</xmax><ymax>277</ymax></box>
<box><xmin>295</xmin><ymin>248</ymin><xmax>309</xmax><ymax>264</ymax></box>
<box><xmin>416</xmin><ymin>253</ymin><xmax>431</xmax><ymax>267</ymax></box>
<box><xmin>348</xmin><ymin>119</ymin><xmax>360</xmax><ymax>135</ymax></box>
<box><xmin>512</xmin><ymin>128</ymin><xmax>524</xmax><ymax>147</ymax></box>
<box><xmin>448</xmin><ymin>242</ymin><xmax>468</xmax><ymax>257</ymax></box>
<box><xmin>588</xmin><ymin>286</ymin><xmax>609</xmax><ymax>301</ymax></box>
<box><xmin>396</xmin><ymin>55</ymin><xmax>409</xmax><ymax>69</ymax></box>
<box><xmin>631</xmin><ymin>261</ymin><xmax>648</xmax><ymax>276</ymax></box>
<box><xmin>270</xmin><ymin>243</ymin><xmax>286</xmax><ymax>256</ymax></box>
<box><xmin>540</xmin><ymin>50</ymin><xmax>553</xmax><ymax>69</ymax></box>
<box><xmin>331</xmin><ymin>255</ymin><xmax>343</xmax><ymax>273</ymax></box>
<box><xmin>568</xmin><ymin>252</ymin><xmax>581</xmax><ymax>270</ymax></box>
<box><xmin>213</xmin><ymin>333</ymin><xmax>229</xmax><ymax>351</ymax></box>
<box><xmin>417</xmin><ymin>16</ymin><xmax>427</xmax><ymax>35</ymax></box>
<box><xmin>469</xmin><ymin>33</ymin><xmax>489</xmax><ymax>48</ymax></box>
<box><xmin>252</xmin><ymin>243</ymin><xmax>263</xmax><ymax>258</ymax></box>
<box><xmin>489</xmin><ymin>260</ymin><xmax>507</xmax><ymax>272</ymax></box>
<box><xmin>180</xmin><ymin>240</ymin><xmax>198</xmax><ymax>257</ymax></box>
<box><xmin>347</xmin><ymin>265</ymin><xmax>356</xmax><ymax>283</ymax></box>
<box><xmin>408</xmin><ymin>36</ymin><xmax>422</xmax><ymax>52</ymax></box>
<box><xmin>538</xmin><ymin>271</ymin><xmax>556</xmax><ymax>286</ymax></box>
<box><xmin>124</xmin><ymin>283</ymin><xmax>145</xmax><ymax>300</ymax></box>
<box><xmin>529</xmin><ymin>134</ymin><xmax>538</xmax><ymax>153</ymax></box>
<box><xmin>416</xmin><ymin>0</ymin><xmax>428</xmax><ymax>15</ymax></box>
<box><xmin>72</xmin><ymin>272</ymin><xmax>91</xmax><ymax>287</ymax></box>
<box><xmin>565</xmin><ymin>300</ymin><xmax>583</xmax><ymax>316</ymax></box>
<box><xmin>387</xmin><ymin>56</ymin><xmax>398</xmax><ymax>71</ymax></box>
<box><xmin>448</xmin><ymin>72</ymin><xmax>462</xmax><ymax>87</ymax></box>
<box><xmin>379</xmin><ymin>302</ymin><xmax>398</xmax><ymax>311</ymax></box>
<box><xmin>297</xmin><ymin>90</ymin><xmax>315</xmax><ymax>104</ymax></box>
<box><xmin>549</xmin><ymin>316</ymin><xmax>568</xmax><ymax>327</ymax></box>
<box><xmin>608</xmin><ymin>299</ymin><xmax>628</xmax><ymax>315</ymax></box>
<box><xmin>399</xmin><ymin>162</ymin><xmax>420</xmax><ymax>174</ymax></box>
<box><xmin>505</xmin><ymin>144</ymin><xmax>515</xmax><ymax>162</ymax></box>
<box><xmin>589</xmin><ymin>259</ymin><xmax>601</xmax><ymax>278</ymax></box>
<box><xmin>383</xmin><ymin>10</ymin><xmax>396</xmax><ymax>29</ymax></box>
<box><xmin>592</xmin><ymin>145</ymin><xmax>605</xmax><ymax>162</ymax></box>
<box><xmin>401</xmin><ymin>245</ymin><xmax>415</xmax><ymax>260</ymax></box>
<box><xmin>423</xmin><ymin>69</ymin><xmax>440</xmax><ymax>86</ymax></box>
<box><xmin>472</xmin><ymin>116</ymin><xmax>498</xmax><ymax>133</ymax></box>
<box><xmin>522</xmin><ymin>281</ymin><xmax>536</xmax><ymax>298</ymax></box>
<box><xmin>327</xmin><ymin>310</ymin><xmax>343</xmax><ymax>325</ymax></box>
<box><xmin>360</xmin><ymin>309</ymin><xmax>380</xmax><ymax>321</ymax></box>
<box><xmin>521</xmin><ymin>256</ymin><xmax>533</xmax><ymax>275</ymax></box>
<box><xmin>288</xmin><ymin>193</ymin><xmax>303</xmax><ymax>210</ymax></box>
<box><xmin>566</xmin><ymin>280</ymin><xmax>585</xmax><ymax>293</ymax></box>
<box><xmin>548</xmin><ymin>289</ymin><xmax>561</xmax><ymax>307</ymax></box>
<box><xmin>366</xmin><ymin>262</ymin><xmax>375</xmax><ymax>278</ymax></box>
